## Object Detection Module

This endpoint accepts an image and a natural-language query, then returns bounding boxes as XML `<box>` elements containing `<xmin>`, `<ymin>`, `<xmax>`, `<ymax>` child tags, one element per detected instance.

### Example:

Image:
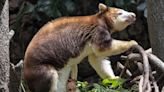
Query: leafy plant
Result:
<box><xmin>102</xmin><ymin>78</ymin><xmax>125</xmax><ymax>88</ymax></box>
<box><xmin>77</xmin><ymin>78</ymin><xmax>138</xmax><ymax>92</ymax></box>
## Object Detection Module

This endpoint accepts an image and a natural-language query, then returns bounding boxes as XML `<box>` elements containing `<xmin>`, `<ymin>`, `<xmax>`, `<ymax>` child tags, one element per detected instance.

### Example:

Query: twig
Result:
<box><xmin>118</xmin><ymin>62</ymin><xmax>132</xmax><ymax>77</ymax></box>
<box><xmin>21</xmin><ymin>82</ymin><xmax>26</xmax><ymax>92</ymax></box>
<box><xmin>151</xmin><ymin>74</ymin><xmax>160</xmax><ymax>92</ymax></box>
<box><xmin>139</xmin><ymin>75</ymin><xmax>144</xmax><ymax>92</ymax></box>
<box><xmin>131</xmin><ymin>45</ymin><xmax>150</xmax><ymax>91</ymax></box>
<box><xmin>149</xmin><ymin>68</ymin><xmax>159</xmax><ymax>92</ymax></box>
<box><xmin>124</xmin><ymin>49</ymin><xmax>164</xmax><ymax>73</ymax></box>
<box><xmin>132</xmin><ymin>75</ymin><xmax>141</xmax><ymax>82</ymax></box>
<box><xmin>146</xmin><ymin>81</ymin><xmax>151</xmax><ymax>92</ymax></box>
<box><xmin>135</xmin><ymin>61</ymin><xmax>143</xmax><ymax>73</ymax></box>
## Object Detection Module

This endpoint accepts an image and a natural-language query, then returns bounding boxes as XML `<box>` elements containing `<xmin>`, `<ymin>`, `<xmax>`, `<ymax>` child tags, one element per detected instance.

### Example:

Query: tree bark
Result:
<box><xmin>0</xmin><ymin>0</ymin><xmax>10</xmax><ymax>92</ymax></box>
<box><xmin>147</xmin><ymin>0</ymin><xmax>164</xmax><ymax>61</ymax></box>
<box><xmin>147</xmin><ymin>0</ymin><xmax>164</xmax><ymax>90</ymax></box>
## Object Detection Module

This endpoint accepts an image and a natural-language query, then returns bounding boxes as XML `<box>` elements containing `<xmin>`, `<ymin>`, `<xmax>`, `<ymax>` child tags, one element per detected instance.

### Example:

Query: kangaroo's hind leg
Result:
<box><xmin>24</xmin><ymin>64</ymin><xmax>59</xmax><ymax>92</ymax></box>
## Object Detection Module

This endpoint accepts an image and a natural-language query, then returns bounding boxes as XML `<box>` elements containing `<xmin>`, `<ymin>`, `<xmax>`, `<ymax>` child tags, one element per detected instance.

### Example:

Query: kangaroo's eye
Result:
<box><xmin>118</xmin><ymin>13</ymin><xmax>122</xmax><ymax>15</ymax></box>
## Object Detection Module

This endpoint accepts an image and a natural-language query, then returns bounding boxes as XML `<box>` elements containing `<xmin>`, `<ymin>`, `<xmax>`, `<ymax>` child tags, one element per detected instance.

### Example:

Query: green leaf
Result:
<box><xmin>102</xmin><ymin>78</ymin><xmax>125</xmax><ymax>88</ymax></box>
<box><xmin>102</xmin><ymin>79</ymin><xmax>111</xmax><ymax>86</ymax></box>
<box><xmin>77</xmin><ymin>81</ymin><xmax>88</xmax><ymax>88</ymax></box>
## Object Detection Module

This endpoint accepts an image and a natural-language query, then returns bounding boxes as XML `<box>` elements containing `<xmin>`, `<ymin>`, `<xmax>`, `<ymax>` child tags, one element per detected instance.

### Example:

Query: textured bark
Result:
<box><xmin>147</xmin><ymin>0</ymin><xmax>164</xmax><ymax>61</ymax></box>
<box><xmin>147</xmin><ymin>0</ymin><xmax>164</xmax><ymax>89</ymax></box>
<box><xmin>0</xmin><ymin>0</ymin><xmax>10</xmax><ymax>92</ymax></box>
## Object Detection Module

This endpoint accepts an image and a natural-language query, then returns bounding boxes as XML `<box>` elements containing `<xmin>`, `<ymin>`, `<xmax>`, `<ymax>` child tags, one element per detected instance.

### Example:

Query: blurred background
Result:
<box><xmin>9</xmin><ymin>0</ymin><xmax>149</xmax><ymax>82</ymax></box>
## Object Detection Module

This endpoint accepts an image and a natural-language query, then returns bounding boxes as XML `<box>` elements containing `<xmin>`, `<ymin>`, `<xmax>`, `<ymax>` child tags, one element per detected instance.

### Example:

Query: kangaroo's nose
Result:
<box><xmin>126</xmin><ymin>12</ymin><xmax>136</xmax><ymax>23</ymax></box>
<box><xmin>130</xmin><ymin>13</ymin><xmax>136</xmax><ymax>19</ymax></box>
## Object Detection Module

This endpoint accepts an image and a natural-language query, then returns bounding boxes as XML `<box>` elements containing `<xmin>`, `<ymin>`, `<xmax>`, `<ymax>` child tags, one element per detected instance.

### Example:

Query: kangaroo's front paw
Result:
<box><xmin>110</xmin><ymin>76</ymin><xmax>120</xmax><ymax>79</ymax></box>
<box><xmin>130</xmin><ymin>40</ymin><xmax>138</xmax><ymax>46</ymax></box>
<box><xmin>125</xmin><ymin>40</ymin><xmax>138</xmax><ymax>54</ymax></box>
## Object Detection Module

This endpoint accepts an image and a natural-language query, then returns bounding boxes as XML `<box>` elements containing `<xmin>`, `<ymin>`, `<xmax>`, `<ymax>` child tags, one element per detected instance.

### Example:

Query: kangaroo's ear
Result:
<box><xmin>99</xmin><ymin>3</ymin><xmax>108</xmax><ymax>12</ymax></box>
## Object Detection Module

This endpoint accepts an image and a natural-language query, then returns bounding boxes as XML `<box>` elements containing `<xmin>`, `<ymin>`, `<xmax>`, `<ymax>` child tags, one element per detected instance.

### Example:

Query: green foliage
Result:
<box><xmin>102</xmin><ymin>78</ymin><xmax>125</xmax><ymax>88</ymax></box>
<box><xmin>77</xmin><ymin>81</ymin><xmax>89</xmax><ymax>89</ymax></box>
<box><xmin>77</xmin><ymin>78</ymin><xmax>138</xmax><ymax>92</ymax></box>
<box><xmin>34</xmin><ymin>0</ymin><xmax>76</xmax><ymax>18</ymax></box>
<box><xmin>11</xmin><ymin>0</ymin><xmax>145</xmax><ymax>32</ymax></box>
<box><xmin>10</xmin><ymin>0</ymin><xmax>76</xmax><ymax>33</ymax></box>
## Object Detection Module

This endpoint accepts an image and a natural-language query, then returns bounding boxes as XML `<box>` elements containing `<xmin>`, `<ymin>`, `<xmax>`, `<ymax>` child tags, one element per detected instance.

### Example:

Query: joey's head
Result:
<box><xmin>98</xmin><ymin>3</ymin><xmax>136</xmax><ymax>33</ymax></box>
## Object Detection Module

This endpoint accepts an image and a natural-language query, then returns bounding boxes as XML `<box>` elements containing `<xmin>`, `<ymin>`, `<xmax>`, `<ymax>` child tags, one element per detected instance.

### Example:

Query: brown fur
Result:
<box><xmin>24</xmin><ymin>7</ymin><xmax>120</xmax><ymax>92</ymax></box>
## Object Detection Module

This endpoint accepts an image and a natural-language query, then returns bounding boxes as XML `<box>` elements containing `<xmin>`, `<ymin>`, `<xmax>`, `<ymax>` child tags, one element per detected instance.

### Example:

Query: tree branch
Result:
<box><xmin>123</xmin><ymin>48</ymin><xmax>164</xmax><ymax>72</ymax></box>
<box><xmin>117</xmin><ymin>62</ymin><xmax>132</xmax><ymax>77</ymax></box>
<box><xmin>131</xmin><ymin>45</ymin><xmax>150</xmax><ymax>92</ymax></box>
<box><xmin>121</xmin><ymin>46</ymin><xmax>161</xmax><ymax>92</ymax></box>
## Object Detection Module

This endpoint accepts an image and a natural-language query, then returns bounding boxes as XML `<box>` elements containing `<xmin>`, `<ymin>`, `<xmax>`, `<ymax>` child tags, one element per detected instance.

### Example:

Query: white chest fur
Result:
<box><xmin>67</xmin><ymin>43</ymin><xmax>92</xmax><ymax>66</ymax></box>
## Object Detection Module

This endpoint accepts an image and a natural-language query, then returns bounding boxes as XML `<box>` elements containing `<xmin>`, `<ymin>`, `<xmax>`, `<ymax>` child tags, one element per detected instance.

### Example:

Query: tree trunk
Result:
<box><xmin>0</xmin><ymin>0</ymin><xmax>10</xmax><ymax>92</ymax></box>
<box><xmin>147</xmin><ymin>0</ymin><xmax>164</xmax><ymax>61</ymax></box>
<box><xmin>147</xmin><ymin>0</ymin><xmax>164</xmax><ymax>89</ymax></box>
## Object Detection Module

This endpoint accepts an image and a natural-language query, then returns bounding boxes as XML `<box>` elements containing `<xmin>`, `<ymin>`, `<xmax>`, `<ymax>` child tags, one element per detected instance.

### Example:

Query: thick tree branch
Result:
<box><xmin>131</xmin><ymin>45</ymin><xmax>150</xmax><ymax>92</ymax></box>
<box><xmin>124</xmin><ymin>48</ymin><xmax>164</xmax><ymax>72</ymax></box>
<box><xmin>121</xmin><ymin>46</ymin><xmax>161</xmax><ymax>92</ymax></box>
